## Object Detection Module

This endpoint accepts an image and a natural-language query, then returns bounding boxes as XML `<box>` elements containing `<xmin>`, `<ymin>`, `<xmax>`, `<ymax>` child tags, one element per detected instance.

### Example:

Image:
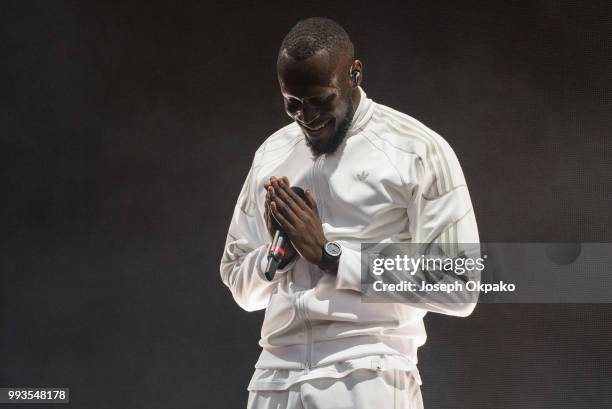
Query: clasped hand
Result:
<box><xmin>264</xmin><ymin>176</ymin><xmax>327</xmax><ymax>267</ymax></box>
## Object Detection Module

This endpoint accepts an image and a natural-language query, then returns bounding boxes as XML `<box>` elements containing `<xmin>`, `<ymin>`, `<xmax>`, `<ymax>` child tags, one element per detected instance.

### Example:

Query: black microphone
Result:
<box><xmin>265</xmin><ymin>186</ymin><xmax>306</xmax><ymax>281</ymax></box>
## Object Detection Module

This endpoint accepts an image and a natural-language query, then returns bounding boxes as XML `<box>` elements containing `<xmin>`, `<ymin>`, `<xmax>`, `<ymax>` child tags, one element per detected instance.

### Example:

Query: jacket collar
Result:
<box><xmin>347</xmin><ymin>86</ymin><xmax>374</xmax><ymax>136</ymax></box>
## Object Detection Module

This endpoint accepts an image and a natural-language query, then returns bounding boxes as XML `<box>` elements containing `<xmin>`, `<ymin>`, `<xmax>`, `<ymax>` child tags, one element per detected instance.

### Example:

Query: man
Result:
<box><xmin>220</xmin><ymin>17</ymin><xmax>479</xmax><ymax>408</ymax></box>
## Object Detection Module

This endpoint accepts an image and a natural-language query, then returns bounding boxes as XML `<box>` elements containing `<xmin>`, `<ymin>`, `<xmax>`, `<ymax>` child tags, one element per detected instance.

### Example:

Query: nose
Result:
<box><xmin>295</xmin><ymin>104</ymin><xmax>320</xmax><ymax>125</ymax></box>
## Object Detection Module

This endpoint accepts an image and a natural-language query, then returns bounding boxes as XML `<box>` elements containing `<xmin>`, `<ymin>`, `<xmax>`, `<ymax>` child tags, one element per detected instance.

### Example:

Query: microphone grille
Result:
<box><xmin>291</xmin><ymin>186</ymin><xmax>307</xmax><ymax>200</ymax></box>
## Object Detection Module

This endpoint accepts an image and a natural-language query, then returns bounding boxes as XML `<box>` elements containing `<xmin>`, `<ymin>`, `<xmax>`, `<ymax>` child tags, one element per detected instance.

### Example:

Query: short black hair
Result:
<box><xmin>278</xmin><ymin>17</ymin><xmax>353</xmax><ymax>62</ymax></box>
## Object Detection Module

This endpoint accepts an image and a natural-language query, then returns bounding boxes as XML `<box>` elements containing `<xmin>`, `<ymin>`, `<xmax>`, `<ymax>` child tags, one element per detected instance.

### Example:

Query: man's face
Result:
<box><xmin>277</xmin><ymin>50</ymin><xmax>356</xmax><ymax>156</ymax></box>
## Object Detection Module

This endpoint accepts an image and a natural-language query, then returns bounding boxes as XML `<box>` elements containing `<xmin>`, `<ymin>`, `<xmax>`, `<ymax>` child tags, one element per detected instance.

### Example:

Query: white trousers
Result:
<box><xmin>247</xmin><ymin>369</ymin><xmax>424</xmax><ymax>409</ymax></box>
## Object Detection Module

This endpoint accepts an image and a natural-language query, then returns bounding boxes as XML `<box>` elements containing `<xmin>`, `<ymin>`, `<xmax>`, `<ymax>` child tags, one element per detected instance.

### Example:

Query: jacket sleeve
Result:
<box><xmin>335</xmin><ymin>137</ymin><xmax>480</xmax><ymax>317</ymax></box>
<box><xmin>402</xmin><ymin>144</ymin><xmax>481</xmax><ymax>317</ymax></box>
<box><xmin>219</xmin><ymin>155</ymin><xmax>294</xmax><ymax>312</ymax></box>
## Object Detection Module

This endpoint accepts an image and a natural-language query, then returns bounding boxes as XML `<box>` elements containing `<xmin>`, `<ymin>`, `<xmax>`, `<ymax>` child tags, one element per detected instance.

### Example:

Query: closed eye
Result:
<box><xmin>311</xmin><ymin>94</ymin><xmax>336</xmax><ymax>105</ymax></box>
<box><xmin>285</xmin><ymin>98</ymin><xmax>301</xmax><ymax>112</ymax></box>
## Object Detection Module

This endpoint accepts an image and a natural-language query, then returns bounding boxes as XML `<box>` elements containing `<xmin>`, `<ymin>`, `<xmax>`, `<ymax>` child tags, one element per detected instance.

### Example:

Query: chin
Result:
<box><xmin>302</xmin><ymin>110</ymin><xmax>353</xmax><ymax>157</ymax></box>
<box><xmin>305</xmin><ymin>129</ymin><xmax>333</xmax><ymax>144</ymax></box>
<box><xmin>304</xmin><ymin>128</ymin><xmax>342</xmax><ymax>157</ymax></box>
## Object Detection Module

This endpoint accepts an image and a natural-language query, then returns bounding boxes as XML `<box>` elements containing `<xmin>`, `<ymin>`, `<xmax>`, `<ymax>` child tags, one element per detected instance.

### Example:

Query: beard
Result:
<box><xmin>304</xmin><ymin>101</ymin><xmax>354</xmax><ymax>157</ymax></box>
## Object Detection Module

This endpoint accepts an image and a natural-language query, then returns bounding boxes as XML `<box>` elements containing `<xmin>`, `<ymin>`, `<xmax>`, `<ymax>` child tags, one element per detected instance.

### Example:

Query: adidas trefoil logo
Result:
<box><xmin>356</xmin><ymin>170</ymin><xmax>369</xmax><ymax>182</ymax></box>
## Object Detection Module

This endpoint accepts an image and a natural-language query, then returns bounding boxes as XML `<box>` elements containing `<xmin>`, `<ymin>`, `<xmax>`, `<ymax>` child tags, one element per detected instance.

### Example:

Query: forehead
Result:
<box><xmin>277</xmin><ymin>50</ymin><xmax>343</xmax><ymax>98</ymax></box>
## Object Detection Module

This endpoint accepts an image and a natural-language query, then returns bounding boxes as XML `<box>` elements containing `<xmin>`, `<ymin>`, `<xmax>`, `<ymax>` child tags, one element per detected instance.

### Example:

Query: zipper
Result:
<box><xmin>302</xmin><ymin>292</ymin><xmax>313</xmax><ymax>370</ymax></box>
<box><xmin>295</xmin><ymin>291</ymin><xmax>313</xmax><ymax>370</ymax></box>
<box><xmin>310</xmin><ymin>155</ymin><xmax>325</xmax><ymax>220</ymax></box>
<box><xmin>295</xmin><ymin>155</ymin><xmax>324</xmax><ymax>371</ymax></box>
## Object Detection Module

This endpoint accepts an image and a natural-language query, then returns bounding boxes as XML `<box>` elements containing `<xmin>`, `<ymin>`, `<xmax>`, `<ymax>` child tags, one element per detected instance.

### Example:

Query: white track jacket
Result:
<box><xmin>220</xmin><ymin>87</ymin><xmax>479</xmax><ymax>376</ymax></box>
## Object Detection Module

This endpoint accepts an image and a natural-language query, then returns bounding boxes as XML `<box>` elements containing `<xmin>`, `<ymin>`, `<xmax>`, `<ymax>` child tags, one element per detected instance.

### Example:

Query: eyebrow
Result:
<box><xmin>284</xmin><ymin>90</ymin><xmax>336</xmax><ymax>102</ymax></box>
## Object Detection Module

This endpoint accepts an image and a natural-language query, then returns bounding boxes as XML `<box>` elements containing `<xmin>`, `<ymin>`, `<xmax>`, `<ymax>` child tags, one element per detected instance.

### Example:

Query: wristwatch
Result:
<box><xmin>319</xmin><ymin>241</ymin><xmax>342</xmax><ymax>273</ymax></box>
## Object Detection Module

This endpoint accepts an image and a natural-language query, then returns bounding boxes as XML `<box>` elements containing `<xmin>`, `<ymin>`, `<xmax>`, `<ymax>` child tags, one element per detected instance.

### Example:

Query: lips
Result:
<box><xmin>301</xmin><ymin>119</ymin><xmax>331</xmax><ymax>135</ymax></box>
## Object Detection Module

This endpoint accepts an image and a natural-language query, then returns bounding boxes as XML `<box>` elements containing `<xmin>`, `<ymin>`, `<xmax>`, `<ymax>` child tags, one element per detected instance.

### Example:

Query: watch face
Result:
<box><xmin>325</xmin><ymin>241</ymin><xmax>342</xmax><ymax>257</ymax></box>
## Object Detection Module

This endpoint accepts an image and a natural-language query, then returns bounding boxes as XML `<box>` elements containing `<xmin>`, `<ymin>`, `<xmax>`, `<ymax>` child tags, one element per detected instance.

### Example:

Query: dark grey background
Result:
<box><xmin>1</xmin><ymin>1</ymin><xmax>611</xmax><ymax>408</ymax></box>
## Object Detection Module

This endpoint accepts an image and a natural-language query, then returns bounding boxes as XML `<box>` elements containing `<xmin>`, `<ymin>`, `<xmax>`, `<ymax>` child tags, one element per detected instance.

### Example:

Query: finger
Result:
<box><xmin>272</xmin><ymin>179</ymin><xmax>302</xmax><ymax>216</ymax></box>
<box><xmin>267</xmin><ymin>177</ymin><xmax>280</xmax><ymax>194</ymax></box>
<box><xmin>270</xmin><ymin>182</ymin><xmax>300</xmax><ymax>223</ymax></box>
<box><xmin>305</xmin><ymin>189</ymin><xmax>319</xmax><ymax>215</ymax></box>
<box><xmin>266</xmin><ymin>186</ymin><xmax>273</xmax><ymax>202</ymax></box>
<box><xmin>270</xmin><ymin>202</ymin><xmax>295</xmax><ymax>233</ymax></box>
<box><xmin>275</xmin><ymin>179</ymin><xmax>308</xmax><ymax>216</ymax></box>
<box><xmin>279</xmin><ymin>178</ymin><xmax>310</xmax><ymax>212</ymax></box>
<box><xmin>265</xmin><ymin>179</ymin><xmax>275</xmax><ymax>194</ymax></box>
<box><xmin>264</xmin><ymin>204</ymin><xmax>272</xmax><ymax>226</ymax></box>
<box><xmin>265</xmin><ymin>189</ymin><xmax>275</xmax><ymax>212</ymax></box>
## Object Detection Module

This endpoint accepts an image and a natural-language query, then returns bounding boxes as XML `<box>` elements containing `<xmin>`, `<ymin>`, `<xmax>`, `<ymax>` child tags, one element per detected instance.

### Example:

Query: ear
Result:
<box><xmin>350</xmin><ymin>60</ymin><xmax>363</xmax><ymax>87</ymax></box>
